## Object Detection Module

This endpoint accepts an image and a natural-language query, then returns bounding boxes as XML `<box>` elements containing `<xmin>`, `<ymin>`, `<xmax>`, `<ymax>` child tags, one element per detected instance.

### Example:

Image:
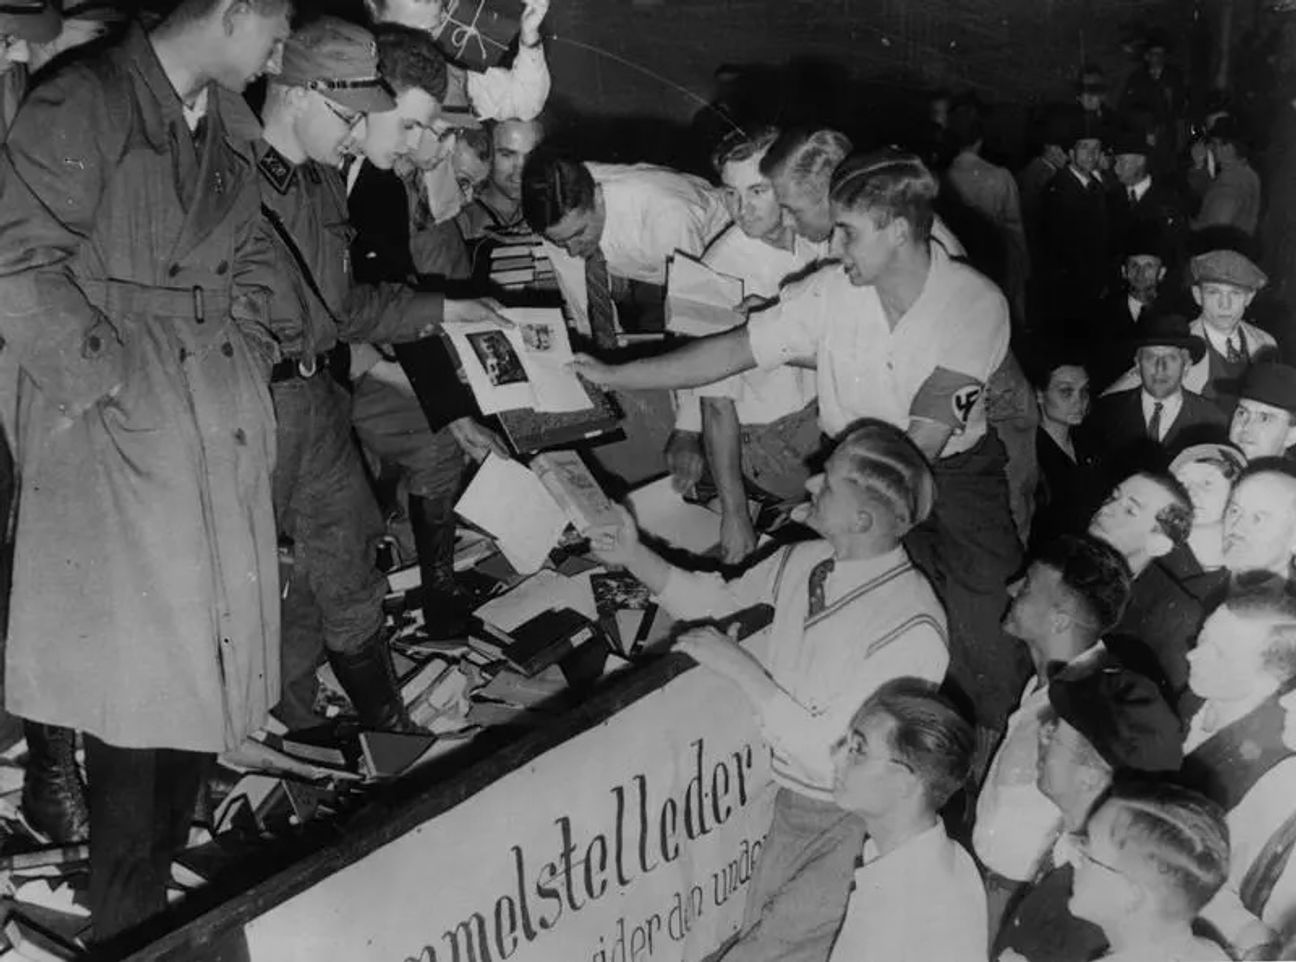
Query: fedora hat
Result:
<box><xmin>1128</xmin><ymin>311</ymin><xmax>1205</xmax><ymax>364</ymax></box>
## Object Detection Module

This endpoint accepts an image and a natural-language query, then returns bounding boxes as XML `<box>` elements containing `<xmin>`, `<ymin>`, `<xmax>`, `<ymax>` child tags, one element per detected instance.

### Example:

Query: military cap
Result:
<box><xmin>1049</xmin><ymin>660</ymin><xmax>1183</xmax><ymax>773</ymax></box>
<box><xmin>0</xmin><ymin>0</ymin><xmax>60</xmax><ymax>43</ymax></box>
<box><xmin>277</xmin><ymin>17</ymin><xmax>395</xmax><ymax>114</ymax></box>
<box><xmin>1239</xmin><ymin>363</ymin><xmax>1296</xmax><ymax>414</ymax></box>
<box><xmin>1190</xmin><ymin>248</ymin><xmax>1267</xmax><ymax>291</ymax></box>
<box><xmin>439</xmin><ymin>75</ymin><xmax>482</xmax><ymax>129</ymax></box>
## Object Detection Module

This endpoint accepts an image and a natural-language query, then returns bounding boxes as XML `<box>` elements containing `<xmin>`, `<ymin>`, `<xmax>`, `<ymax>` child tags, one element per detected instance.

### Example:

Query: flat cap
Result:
<box><xmin>1049</xmin><ymin>660</ymin><xmax>1183</xmax><ymax>773</ymax></box>
<box><xmin>0</xmin><ymin>0</ymin><xmax>60</xmax><ymax>43</ymax></box>
<box><xmin>1170</xmin><ymin>442</ymin><xmax>1247</xmax><ymax>476</ymax></box>
<box><xmin>277</xmin><ymin>17</ymin><xmax>395</xmax><ymax>114</ymax></box>
<box><xmin>1190</xmin><ymin>249</ymin><xmax>1268</xmax><ymax>291</ymax></box>
<box><xmin>1239</xmin><ymin>362</ymin><xmax>1296</xmax><ymax>413</ymax></box>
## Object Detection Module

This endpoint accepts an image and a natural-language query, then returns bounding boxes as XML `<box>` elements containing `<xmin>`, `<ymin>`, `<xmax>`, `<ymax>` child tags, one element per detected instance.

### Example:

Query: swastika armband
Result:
<box><xmin>910</xmin><ymin>366</ymin><xmax>984</xmax><ymax>433</ymax></box>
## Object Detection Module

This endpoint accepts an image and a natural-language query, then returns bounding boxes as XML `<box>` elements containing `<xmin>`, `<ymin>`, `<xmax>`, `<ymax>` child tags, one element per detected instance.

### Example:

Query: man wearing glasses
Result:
<box><xmin>586</xmin><ymin>419</ymin><xmax>949</xmax><ymax>962</ymax></box>
<box><xmin>255</xmin><ymin>17</ymin><xmax>508</xmax><ymax>732</ymax></box>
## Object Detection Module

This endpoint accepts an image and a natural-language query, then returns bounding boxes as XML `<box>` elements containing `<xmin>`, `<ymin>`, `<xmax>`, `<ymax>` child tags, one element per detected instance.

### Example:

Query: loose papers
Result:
<box><xmin>665</xmin><ymin>252</ymin><xmax>745</xmax><ymax>337</ymax></box>
<box><xmin>454</xmin><ymin>454</ymin><xmax>569</xmax><ymax>574</ymax></box>
<box><xmin>446</xmin><ymin>308</ymin><xmax>592</xmax><ymax>415</ymax></box>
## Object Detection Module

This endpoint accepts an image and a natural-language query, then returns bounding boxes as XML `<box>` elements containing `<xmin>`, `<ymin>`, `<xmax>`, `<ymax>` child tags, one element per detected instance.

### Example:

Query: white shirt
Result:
<box><xmin>1201</xmin><ymin>322</ymin><xmax>1248</xmax><ymax>361</ymax></box>
<box><xmin>656</xmin><ymin>542</ymin><xmax>948</xmax><ymax>800</ymax></box>
<box><xmin>450</xmin><ymin>43</ymin><xmax>550</xmax><ymax>122</ymax></box>
<box><xmin>1129</xmin><ymin>176</ymin><xmax>1153</xmax><ymax>202</ymax></box>
<box><xmin>1104</xmin><ymin>319</ymin><xmax>1279</xmax><ymax>397</ymax></box>
<box><xmin>543</xmin><ymin>163</ymin><xmax>729</xmax><ymax>338</ymax></box>
<box><xmin>1127</xmin><ymin>295</ymin><xmax>1146</xmax><ymax>323</ymax></box>
<box><xmin>1141</xmin><ymin>389</ymin><xmax>1184</xmax><ymax>442</ymax></box>
<box><xmin>747</xmin><ymin>242</ymin><xmax>1009</xmax><ymax>450</ymax></box>
<box><xmin>674</xmin><ymin>225</ymin><xmax>823</xmax><ymax>431</ymax></box>
<box><xmin>1099</xmin><ymin>936</ymin><xmax>1230</xmax><ymax>962</ymax></box>
<box><xmin>974</xmin><ymin>644</ymin><xmax>1105</xmax><ymax>880</ymax></box>
<box><xmin>1200</xmin><ymin>756</ymin><xmax>1296</xmax><ymax>947</ymax></box>
<box><xmin>829</xmin><ymin>822</ymin><xmax>988</xmax><ymax>962</ymax></box>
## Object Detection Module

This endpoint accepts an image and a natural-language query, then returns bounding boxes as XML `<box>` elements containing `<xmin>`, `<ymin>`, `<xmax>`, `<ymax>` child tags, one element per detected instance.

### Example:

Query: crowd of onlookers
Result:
<box><xmin>3</xmin><ymin>2</ymin><xmax>1296</xmax><ymax>958</ymax></box>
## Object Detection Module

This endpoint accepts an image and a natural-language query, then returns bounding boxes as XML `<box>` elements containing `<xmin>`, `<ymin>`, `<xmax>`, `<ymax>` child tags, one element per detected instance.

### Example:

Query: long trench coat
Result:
<box><xmin>0</xmin><ymin>25</ymin><xmax>280</xmax><ymax>753</ymax></box>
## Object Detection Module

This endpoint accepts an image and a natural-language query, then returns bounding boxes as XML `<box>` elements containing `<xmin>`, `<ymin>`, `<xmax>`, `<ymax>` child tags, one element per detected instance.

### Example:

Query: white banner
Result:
<box><xmin>245</xmin><ymin>664</ymin><xmax>776</xmax><ymax>962</ymax></box>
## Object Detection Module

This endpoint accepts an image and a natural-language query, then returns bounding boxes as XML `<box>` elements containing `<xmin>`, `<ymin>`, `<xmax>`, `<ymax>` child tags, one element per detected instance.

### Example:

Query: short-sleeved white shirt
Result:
<box><xmin>674</xmin><ymin>225</ymin><xmax>824</xmax><ymax>430</ymax></box>
<box><xmin>747</xmin><ymin>243</ymin><xmax>1009</xmax><ymax>452</ymax></box>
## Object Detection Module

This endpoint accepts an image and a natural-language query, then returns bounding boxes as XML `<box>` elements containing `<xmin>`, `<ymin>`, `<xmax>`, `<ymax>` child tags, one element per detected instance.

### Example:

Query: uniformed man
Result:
<box><xmin>0</xmin><ymin>0</ymin><xmax>289</xmax><ymax>939</ymax></box>
<box><xmin>256</xmin><ymin>17</ymin><xmax>506</xmax><ymax>732</ymax></box>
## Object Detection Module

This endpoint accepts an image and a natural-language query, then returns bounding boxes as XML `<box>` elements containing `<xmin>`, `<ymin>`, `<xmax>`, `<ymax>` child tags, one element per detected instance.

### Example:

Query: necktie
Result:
<box><xmin>806</xmin><ymin>557</ymin><xmax>835</xmax><ymax>618</ymax></box>
<box><xmin>1227</xmin><ymin>334</ymin><xmax>1246</xmax><ymax>364</ymax></box>
<box><xmin>1148</xmin><ymin>401</ymin><xmax>1164</xmax><ymax>441</ymax></box>
<box><xmin>584</xmin><ymin>247</ymin><xmax>619</xmax><ymax>350</ymax></box>
<box><xmin>1128</xmin><ymin>187</ymin><xmax>1137</xmax><ymax>204</ymax></box>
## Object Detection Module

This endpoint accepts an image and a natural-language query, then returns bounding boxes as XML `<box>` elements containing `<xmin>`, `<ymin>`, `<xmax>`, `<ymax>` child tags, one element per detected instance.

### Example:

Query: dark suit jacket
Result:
<box><xmin>347</xmin><ymin>163</ymin><xmax>478</xmax><ymax>431</ymax></box>
<box><xmin>1038</xmin><ymin>167</ymin><xmax>1111</xmax><ymax>315</ymax></box>
<box><xmin>1108</xmin><ymin>177</ymin><xmax>1189</xmax><ymax>267</ymax></box>
<box><xmin>1086</xmin><ymin>387</ymin><xmax>1228</xmax><ymax>481</ymax></box>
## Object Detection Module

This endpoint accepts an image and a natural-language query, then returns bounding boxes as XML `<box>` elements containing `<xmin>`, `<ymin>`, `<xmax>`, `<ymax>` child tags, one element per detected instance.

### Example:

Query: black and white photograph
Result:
<box><xmin>466</xmin><ymin>329</ymin><xmax>528</xmax><ymax>387</ymax></box>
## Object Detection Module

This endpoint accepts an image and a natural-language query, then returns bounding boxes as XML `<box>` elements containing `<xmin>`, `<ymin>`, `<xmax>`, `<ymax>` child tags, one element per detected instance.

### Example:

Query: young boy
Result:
<box><xmin>1065</xmin><ymin>778</ymin><xmax>1230</xmax><ymax>962</ymax></box>
<box><xmin>588</xmin><ymin>418</ymin><xmax>949</xmax><ymax>962</ymax></box>
<box><xmin>828</xmin><ymin>678</ymin><xmax>987</xmax><ymax>962</ymax></box>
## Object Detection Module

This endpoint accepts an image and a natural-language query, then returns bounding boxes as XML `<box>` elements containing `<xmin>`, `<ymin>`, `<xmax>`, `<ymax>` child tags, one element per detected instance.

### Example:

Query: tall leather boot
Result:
<box><xmin>409</xmin><ymin>493</ymin><xmax>474</xmax><ymax>641</ymax></box>
<box><xmin>327</xmin><ymin>629</ymin><xmax>419</xmax><ymax>732</ymax></box>
<box><xmin>22</xmin><ymin>721</ymin><xmax>90</xmax><ymax>844</ymax></box>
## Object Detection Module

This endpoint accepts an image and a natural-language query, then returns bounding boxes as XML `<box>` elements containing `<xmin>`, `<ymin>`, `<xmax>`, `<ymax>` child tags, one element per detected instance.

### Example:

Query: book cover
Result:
<box><xmin>494</xmin><ymin>382</ymin><xmax>622</xmax><ymax>454</ymax></box>
<box><xmin>531</xmin><ymin>449</ymin><xmax>620</xmax><ymax>532</ymax></box>
<box><xmin>589</xmin><ymin>571</ymin><xmax>660</xmax><ymax>656</ymax></box>
<box><xmin>501</xmin><ymin>607</ymin><xmax>596</xmax><ymax>676</ymax></box>
<box><xmin>358</xmin><ymin>731</ymin><xmax>439</xmax><ymax>780</ymax></box>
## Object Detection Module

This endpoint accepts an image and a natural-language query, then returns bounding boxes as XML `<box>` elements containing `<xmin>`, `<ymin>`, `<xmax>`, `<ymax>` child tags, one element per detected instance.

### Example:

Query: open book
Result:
<box><xmin>445</xmin><ymin>308</ymin><xmax>592</xmax><ymax>415</ymax></box>
<box><xmin>665</xmin><ymin>252</ymin><xmax>745</xmax><ymax>337</ymax></box>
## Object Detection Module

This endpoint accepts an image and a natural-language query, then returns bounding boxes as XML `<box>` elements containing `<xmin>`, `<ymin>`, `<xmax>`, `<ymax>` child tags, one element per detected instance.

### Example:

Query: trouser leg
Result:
<box><xmin>84</xmin><ymin>736</ymin><xmax>211</xmax><ymax>943</ymax></box>
<box><xmin>721</xmin><ymin>788</ymin><xmax>867</xmax><ymax>962</ymax></box>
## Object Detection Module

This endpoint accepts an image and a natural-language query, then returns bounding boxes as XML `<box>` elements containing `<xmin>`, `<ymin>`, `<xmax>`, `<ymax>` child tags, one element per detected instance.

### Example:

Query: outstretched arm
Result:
<box><xmin>570</xmin><ymin>325</ymin><xmax>757</xmax><ymax>391</ymax></box>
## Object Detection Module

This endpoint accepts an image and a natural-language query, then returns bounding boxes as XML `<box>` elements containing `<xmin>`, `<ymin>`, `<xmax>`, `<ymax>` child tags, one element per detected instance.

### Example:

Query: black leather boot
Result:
<box><xmin>409</xmin><ymin>493</ymin><xmax>474</xmax><ymax>641</ymax></box>
<box><xmin>327</xmin><ymin>630</ymin><xmax>419</xmax><ymax>732</ymax></box>
<box><xmin>22</xmin><ymin>721</ymin><xmax>90</xmax><ymax>844</ymax></box>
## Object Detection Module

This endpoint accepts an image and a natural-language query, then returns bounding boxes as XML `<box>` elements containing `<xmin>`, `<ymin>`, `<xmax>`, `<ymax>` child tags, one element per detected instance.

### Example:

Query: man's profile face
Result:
<box><xmin>1222</xmin><ymin>472</ymin><xmax>1296</xmax><ymax>574</ymax></box>
<box><xmin>1136</xmin><ymin>345</ymin><xmax>1189</xmax><ymax>400</ymax></box>
<box><xmin>1088</xmin><ymin>475</ymin><xmax>1174</xmax><ymax>560</ymax></box>
<box><xmin>545</xmin><ymin>193</ymin><xmax>605</xmax><ymax>260</ymax></box>
<box><xmin>1193</xmin><ymin>281</ymin><xmax>1254</xmax><ymax>335</ymax></box>
<box><xmin>1187</xmin><ymin>607</ymin><xmax>1274</xmax><ymax>701</ymax></box>
<box><xmin>1070</xmin><ymin>138</ymin><xmax>1102</xmax><ymax>175</ymax></box>
<box><xmin>218</xmin><ymin>4</ymin><xmax>289</xmax><ymax>93</ymax></box>
<box><xmin>359</xmin><ymin>86</ymin><xmax>438</xmax><ymax>170</ymax></box>
<box><xmin>720</xmin><ymin>152</ymin><xmax>782</xmax><ymax>241</ymax></box>
<box><xmin>1230</xmin><ymin>398</ymin><xmax>1296</xmax><ymax>460</ymax></box>
<box><xmin>296</xmin><ymin>90</ymin><xmax>366</xmax><ymax>168</ymax></box>
<box><xmin>490</xmin><ymin>119</ymin><xmax>542</xmax><ymax>202</ymax></box>
<box><xmin>1123</xmin><ymin>255</ymin><xmax>1164</xmax><ymax>298</ymax></box>
<box><xmin>1003</xmin><ymin>562</ymin><xmax>1062</xmax><ymax>642</ymax></box>
<box><xmin>771</xmin><ymin>170</ymin><xmax>831</xmax><ymax>242</ymax></box>
<box><xmin>830</xmin><ymin>203</ymin><xmax>897</xmax><ymax>287</ymax></box>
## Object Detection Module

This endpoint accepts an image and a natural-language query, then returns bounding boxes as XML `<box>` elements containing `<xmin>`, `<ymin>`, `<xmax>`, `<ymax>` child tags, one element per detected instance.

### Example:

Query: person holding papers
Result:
<box><xmin>521</xmin><ymin>149</ymin><xmax>729</xmax><ymax>483</ymax></box>
<box><xmin>575</xmin><ymin>148</ymin><xmax>1027</xmax><ymax>765</ymax></box>
<box><xmin>673</xmin><ymin>126</ymin><xmax>825</xmax><ymax>563</ymax></box>
<box><xmin>254</xmin><ymin>20</ymin><xmax>508</xmax><ymax>733</ymax></box>
<box><xmin>586</xmin><ymin>419</ymin><xmax>949</xmax><ymax>962</ymax></box>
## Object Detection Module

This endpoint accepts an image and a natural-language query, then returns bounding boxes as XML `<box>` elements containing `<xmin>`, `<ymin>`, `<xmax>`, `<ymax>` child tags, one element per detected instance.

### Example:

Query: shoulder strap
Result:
<box><xmin>769</xmin><ymin>544</ymin><xmax>799</xmax><ymax>603</ymax></box>
<box><xmin>1240</xmin><ymin>804</ymin><xmax>1296</xmax><ymax>919</ymax></box>
<box><xmin>260</xmin><ymin>201</ymin><xmax>340</xmax><ymax>326</ymax></box>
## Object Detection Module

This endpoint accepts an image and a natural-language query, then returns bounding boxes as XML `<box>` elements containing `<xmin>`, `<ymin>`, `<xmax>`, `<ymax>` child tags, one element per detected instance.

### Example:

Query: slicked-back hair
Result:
<box><xmin>1128</xmin><ymin>470</ymin><xmax>1194</xmax><ymax>548</ymax></box>
<box><xmin>374</xmin><ymin>22</ymin><xmax>447</xmax><ymax>99</ymax></box>
<box><xmin>852</xmin><ymin>678</ymin><xmax>974</xmax><ymax>811</ymax></box>
<box><xmin>711</xmin><ymin>125</ymin><xmax>780</xmax><ymax>178</ymax></box>
<box><xmin>759</xmin><ymin>127</ymin><xmax>852</xmax><ymax>194</ymax></box>
<box><xmin>1223</xmin><ymin>571</ymin><xmax>1296</xmax><ymax>685</ymax></box>
<box><xmin>1034</xmin><ymin>534</ymin><xmax>1134</xmax><ymax>636</ymax></box>
<box><xmin>521</xmin><ymin>150</ymin><xmax>595</xmax><ymax>234</ymax></box>
<box><xmin>829</xmin><ymin>148</ymin><xmax>939</xmax><ymax>245</ymax></box>
<box><xmin>170</xmin><ymin>0</ymin><xmax>292</xmax><ymax>24</ymax></box>
<box><xmin>834</xmin><ymin>418</ymin><xmax>935</xmax><ymax>534</ymax></box>
<box><xmin>1098</xmin><ymin>777</ymin><xmax>1230</xmax><ymax>919</ymax></box>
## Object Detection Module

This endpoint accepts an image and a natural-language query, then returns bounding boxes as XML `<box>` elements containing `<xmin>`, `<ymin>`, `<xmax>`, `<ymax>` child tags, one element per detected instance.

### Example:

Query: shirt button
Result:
<box><xmin>168</xmin><ymin>264</ymin><xmax>181</xmax><ymax>278</ymax></box>
<box><xmin>85</xmin><ymin>334</ymin><xmax>101</xmax><ymax>353</ymax></box>
<box><xmin>179</xmin><ymin>347</ymin><xmax>189</xmax><ymax>362</ymax></box>
<box><xmin>233</xmin><ymin>428</ymin><xmax>247</xmax><ymax>446</ymax></box>
<box><xmin>216</xmin><ymin>261</ymin><xmax>229</xmax><ymax>276</ymax></box>
<box><xmin>222</xmin><ymin>341</ymin><xmax>234</xmax><ymax>358</ymax></box>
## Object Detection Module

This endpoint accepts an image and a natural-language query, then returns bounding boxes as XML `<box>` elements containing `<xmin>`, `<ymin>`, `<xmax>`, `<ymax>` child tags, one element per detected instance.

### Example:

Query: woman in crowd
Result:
<box><xmin>1028</xmin><ymin>346</ymin><xmax>1102</xmax><ymax>549</ymax></box>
